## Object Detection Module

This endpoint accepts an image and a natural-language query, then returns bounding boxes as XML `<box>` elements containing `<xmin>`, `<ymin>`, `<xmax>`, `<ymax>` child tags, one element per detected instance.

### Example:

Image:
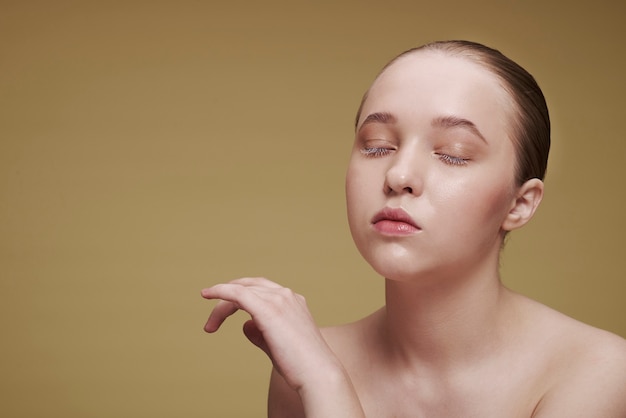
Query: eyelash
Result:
<box><xmin>361</xmin><ymin>147</ymin><xmax>393</xmax><ymax>158</ymax></box>
<box><xmin>437</xmin><ymin>153</ymin><xmax>469</xmax><ymax>166</ymax></box>
<box><xmin>362</xmin><ymin>147</ymin><xmax>468</xmax><ymax>166</ymax></box>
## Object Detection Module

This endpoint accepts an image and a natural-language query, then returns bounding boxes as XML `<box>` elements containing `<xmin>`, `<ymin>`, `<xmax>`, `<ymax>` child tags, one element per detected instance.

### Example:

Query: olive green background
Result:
<box><xmin>1</xmin><ymin>0</ymin><xmax>624</xmax><ymax>416</ymax></box>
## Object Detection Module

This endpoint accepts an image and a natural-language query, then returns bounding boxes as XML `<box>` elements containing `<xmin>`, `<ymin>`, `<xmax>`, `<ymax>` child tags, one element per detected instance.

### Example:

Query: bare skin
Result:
<box><xmin>203</xmin><ymin>278</ymin><xmax>365</xmax><ymax>418</ymax></box>
<box><xmin>268</xmin><ymin>288</ymin><xmax>626</xmax><ymax>417</ymax></box>
<box><xmin>203</xmin><ymin>48</ymin><xmax>626</xmax><ymax>417</ymax></box>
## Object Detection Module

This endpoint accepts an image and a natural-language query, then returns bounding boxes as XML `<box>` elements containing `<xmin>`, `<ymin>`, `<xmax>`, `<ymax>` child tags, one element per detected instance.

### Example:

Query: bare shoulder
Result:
<box><xmin>320</xmin><ymin>309</ymin><xmax>383</xmax><ymax>372</ymax></box>
<box><xmin>520</xmin><ymin>295</ymin><xmax>626</xmax><ymax>365</ymax></box>
<box><xmin>320</xmin><ymin>316</ymin><xmax>371</xmax><ymax>352</ymax></box>
<box><xmin>519</xmin><ymin>296</ymin><xmax>626</xmax><ymax>417</ymax></box>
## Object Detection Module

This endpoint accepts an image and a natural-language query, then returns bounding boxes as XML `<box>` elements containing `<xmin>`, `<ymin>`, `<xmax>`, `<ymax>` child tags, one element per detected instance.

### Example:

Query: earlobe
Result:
<box><xmin>502</xmin><ymin>178</ymin><xmax>544</xmax><ymax>231</ymax></box>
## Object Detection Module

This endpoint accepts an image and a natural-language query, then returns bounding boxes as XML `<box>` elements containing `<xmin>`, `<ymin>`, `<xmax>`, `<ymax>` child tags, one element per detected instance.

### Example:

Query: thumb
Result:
<box><xmin>242</xmin><ymin>319</ymin><xmax>271</xmax><ymax>356</ymax></box>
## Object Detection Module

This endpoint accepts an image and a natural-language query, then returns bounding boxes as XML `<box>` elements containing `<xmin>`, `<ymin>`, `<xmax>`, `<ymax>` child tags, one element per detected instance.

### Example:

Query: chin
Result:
<box><xmin>365</xmin><ymin>248</ymin><xmax>477</xmax><ymax>284</ymax></box>
<box><xmin>365</xmin><ymin>254</ymin><xmax>433</xmax><ymax>283</ymax></box>
<box><xmin>353</xmin><ymin>241</ymin><xmax>419</xmax><ymax>279</ymax></box>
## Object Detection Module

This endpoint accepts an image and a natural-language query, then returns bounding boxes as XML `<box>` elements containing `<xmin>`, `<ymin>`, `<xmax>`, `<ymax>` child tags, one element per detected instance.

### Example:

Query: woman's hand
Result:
<box><xmin>202</xmin><ymin>277</ymin><xmax>337</xmax><ymax>390</ymax></box>
<box><xmin>201</xmin><ymin>277</ymin><xmax>366</xmax><ymax>418</ymax></box>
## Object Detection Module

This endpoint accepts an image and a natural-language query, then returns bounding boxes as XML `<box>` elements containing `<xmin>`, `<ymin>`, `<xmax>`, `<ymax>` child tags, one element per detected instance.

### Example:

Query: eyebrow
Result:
<box><xmin>357</xmin><ymin>112</ymin><xmax>397</xmax><ymax>131</ymax></box>
<box><xmin>358</xmin><ymin>112</ymin><xmax>487</xmax><ymax>143</ymax></box>
<box><xmin>432</xmin><ymin>115</ymin><xmax>487</xmax><ymax>143</ymax></box>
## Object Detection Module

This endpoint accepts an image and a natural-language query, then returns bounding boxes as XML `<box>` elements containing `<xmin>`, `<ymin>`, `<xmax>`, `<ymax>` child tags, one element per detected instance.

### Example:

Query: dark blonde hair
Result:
<box><xmin>356</xmin><ymin>40</ymin><xmax>551</xmax><ymax>185</ymax></box>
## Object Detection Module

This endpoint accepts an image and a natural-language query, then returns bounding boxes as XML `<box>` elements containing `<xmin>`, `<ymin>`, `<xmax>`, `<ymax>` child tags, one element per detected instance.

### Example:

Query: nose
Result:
<box><xmin>384</xmin><ymin>148</ymin><xmax>424</xmax><ymax>196</ymax></box>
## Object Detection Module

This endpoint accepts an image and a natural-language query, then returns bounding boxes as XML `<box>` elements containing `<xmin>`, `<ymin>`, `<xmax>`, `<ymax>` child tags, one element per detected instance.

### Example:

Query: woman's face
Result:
<box><xmin>346</xmin><ymin>52</ymin><xmax>520</xmax><ymax>282</ymax></box>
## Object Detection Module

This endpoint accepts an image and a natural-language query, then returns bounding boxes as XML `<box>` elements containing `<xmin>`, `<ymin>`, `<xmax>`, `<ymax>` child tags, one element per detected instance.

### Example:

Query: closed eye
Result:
<box><xmin>361</xmin><ymin>147</ymin><xmax>393</xmax><ymax>158</ymax></box>
<box><xmin>438</xmin><ymin>153</ymin><xmax>468</xmax><ymax>166</ymax></box>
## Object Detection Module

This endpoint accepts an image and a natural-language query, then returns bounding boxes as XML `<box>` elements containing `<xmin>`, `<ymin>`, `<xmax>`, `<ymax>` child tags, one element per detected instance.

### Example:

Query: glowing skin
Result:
<box><xmin>205</xmin><ymin>45</ymin><xmax>626</xmax><ymax>418</ymax></box>
<box><xmin>346</xmin><ymin>51</ymin><xmax>519</xmax><ymax>283</ymax></box>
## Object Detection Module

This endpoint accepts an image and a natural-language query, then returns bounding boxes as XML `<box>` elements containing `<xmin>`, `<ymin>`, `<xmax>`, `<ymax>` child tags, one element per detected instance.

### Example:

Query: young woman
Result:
<box><xmin>201</xmin><ymin>40</ymin><xmax>626</xmax><ymax>417</ymax></box>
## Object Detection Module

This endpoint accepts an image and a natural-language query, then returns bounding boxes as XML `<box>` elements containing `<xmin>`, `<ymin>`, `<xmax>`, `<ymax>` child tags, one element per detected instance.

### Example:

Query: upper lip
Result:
<box><xmin>371</xmin><ymin>207</ymin><xmax>420</xmax><ymax>229</ymax></box>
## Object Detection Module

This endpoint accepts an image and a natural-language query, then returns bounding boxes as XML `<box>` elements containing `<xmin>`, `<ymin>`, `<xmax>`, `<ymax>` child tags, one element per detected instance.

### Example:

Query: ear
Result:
<box><xmin>502</xmin><ymin>178</ymin><xmax>544</xmax><ymax>231</ymax></box>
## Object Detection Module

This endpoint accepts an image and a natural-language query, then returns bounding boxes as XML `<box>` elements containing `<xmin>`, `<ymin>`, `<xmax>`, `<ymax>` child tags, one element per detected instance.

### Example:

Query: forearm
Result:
<box><xmin>296</xmin><ymin>363</ymin><xmax>366</xmax><ymax>418</ymax></box>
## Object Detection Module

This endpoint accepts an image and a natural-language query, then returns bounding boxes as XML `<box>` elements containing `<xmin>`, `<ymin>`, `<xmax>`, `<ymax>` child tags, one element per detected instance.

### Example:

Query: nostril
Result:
<box><xmin>404</xmin><ymin>186</ymin><xmax>413</xmax><ymax>193</ymax></box>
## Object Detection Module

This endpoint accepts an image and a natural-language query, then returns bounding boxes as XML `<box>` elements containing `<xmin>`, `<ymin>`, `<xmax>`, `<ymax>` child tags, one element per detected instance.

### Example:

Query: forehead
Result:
<box><xmin>360</xmin><ymin>51</ymin><xmax>514</xmax><ymax>141</ymax></box>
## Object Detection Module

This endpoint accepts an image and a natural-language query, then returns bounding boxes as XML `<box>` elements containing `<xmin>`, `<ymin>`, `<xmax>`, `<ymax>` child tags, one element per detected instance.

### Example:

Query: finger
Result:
<box><xmin>201</xmin><ymin>283</ymin><xmax>263</xmax><ymax>332</ymax></box>
<box><xmin>204</xmin><ymin>299</ymin><xmax>240</xmax><ymax>333</ymax></box>
<box><xmin>228</xmin><ymin>277</ymin><xmax>283</xmax><ymax>288</ymax></box>
<box><xmin>201</xmin><ymin>282</ymin><xmax>284</xmax><ymax>309</ymax></box>
<box><xmin>200</xmin><ymin>279</ymin><xmax>281</xmax><ymax>301</ymax></box>
<box><xmin>242</xmin><ymin>319</ymin><xmax>270</xmax><ymax>356</ymax></box>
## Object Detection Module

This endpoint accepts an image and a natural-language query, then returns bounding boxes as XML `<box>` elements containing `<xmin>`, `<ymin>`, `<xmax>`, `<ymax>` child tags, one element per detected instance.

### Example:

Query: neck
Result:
<box><xmin>379</xmin><ymin>267</ymin><xmax>513</xmax><ymax>373</ymax></box>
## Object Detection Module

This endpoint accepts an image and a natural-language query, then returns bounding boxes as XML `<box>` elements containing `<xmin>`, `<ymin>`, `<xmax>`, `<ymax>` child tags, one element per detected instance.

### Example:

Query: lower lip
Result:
<box><xmin>373</xmin><ymin>220</ymin><xmax>420</xmax><ymax>235</ymax></box>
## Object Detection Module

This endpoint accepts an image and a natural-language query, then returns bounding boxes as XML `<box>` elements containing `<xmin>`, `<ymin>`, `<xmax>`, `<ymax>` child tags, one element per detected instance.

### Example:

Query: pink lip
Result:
<box><xmin>371</xmin><ymin>207</ymin><xmax>421</xmax><ymax>235</ymax></box>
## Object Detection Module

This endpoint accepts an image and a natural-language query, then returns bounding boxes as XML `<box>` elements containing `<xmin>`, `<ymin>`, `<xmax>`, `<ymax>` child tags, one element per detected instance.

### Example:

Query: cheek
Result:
<box><xmin>345</xmin><ymin>163</ymin><xmax>367</xmax><ymax>225</ymax></box>
<box><xmin>345</xmin><ymin>164</ymin><xmax>356</xmax><ymax>208</ymax></box>
<box><xmin>345</xmin><ymin>158</ymin><xmax>377</xmax><ymax>204</ymax></box>
<box><xmin>345</xmin><ymin>159</ymin><xmax>384</xmax><ymax>245</ymax></box>
<box><xmin>477</xmin><ymin>187</ymin><xmax>514</xmax><ymax>228</ymax></box>
<box><xmin>436</xmin><ymin>175</ymin><xmax>515</xmax><ymax>229</ymax></box>
<box><xmin>477</xmin><ymin>161</ymin><xmax>518</xmax><ymax>221</ymax></box>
